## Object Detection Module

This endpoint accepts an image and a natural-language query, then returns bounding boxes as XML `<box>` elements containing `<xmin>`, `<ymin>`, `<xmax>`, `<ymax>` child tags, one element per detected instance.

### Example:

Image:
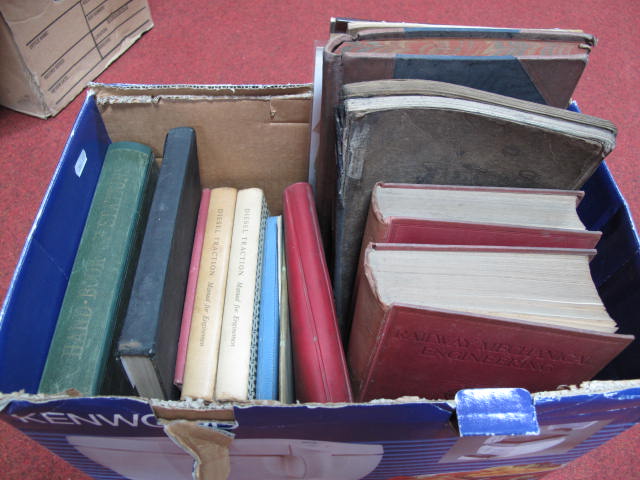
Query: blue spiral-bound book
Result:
<box><xmin>256</xmin><ymin>216</ymin><xmax>281</xmax><ymax>400</ymax></box>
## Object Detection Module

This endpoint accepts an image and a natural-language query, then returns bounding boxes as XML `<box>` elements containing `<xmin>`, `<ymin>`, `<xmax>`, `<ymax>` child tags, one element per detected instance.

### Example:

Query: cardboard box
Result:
<box><xmin>1</xmin><ymin>83</ymin><xmax>640</xmax><ymax>480</ymax></box>
<box><xmin>0</xmin><ymin>0</ymin><xmax>153</xmax><ymax>118</ymax></box>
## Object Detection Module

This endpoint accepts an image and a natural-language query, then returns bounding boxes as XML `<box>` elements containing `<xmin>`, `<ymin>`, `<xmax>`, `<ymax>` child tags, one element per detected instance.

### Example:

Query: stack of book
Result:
<box><xmin>331</xmin><ymin>79</ymin><xmax>618</xmax><ymax>326</ymax></box>
<box><xmin>314</xmin><ymin>21</ymin><xmax>598</xmax><ymax>255</ymax></box>
<box><xmin>314</xmin><ymin>19</ymin><xmax>634</xmax><ymax>401</ymax></box>
<box><xmin>32</xmin><ymin>19</ymin><xmax>636</xmax><ymax>405</ymax></box>
<box><xmin>348</xmin><ymin>184</ymin><xmax>633</xmax><ymax>401</ymax></box>
<box><xmin>177</xmin><ymin>186</ymin><xmax>278</xmax><ymax>403</ymax></box>
<box><xmin>37</xmin><ymin>128</ymin><xmax>300</xmax><ymax>403</ymax></box>
<box><xmin>39</xmin><ymin>127</ymin><xmax>205</xmax><ymax>400</ymax></box>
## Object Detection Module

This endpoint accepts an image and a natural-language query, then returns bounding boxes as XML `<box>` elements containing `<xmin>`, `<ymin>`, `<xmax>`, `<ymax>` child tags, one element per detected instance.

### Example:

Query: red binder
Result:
<box><xmin>283</xmin><ymin>182</ymin><xmax>353</xmax><ymax>403</ymax></box>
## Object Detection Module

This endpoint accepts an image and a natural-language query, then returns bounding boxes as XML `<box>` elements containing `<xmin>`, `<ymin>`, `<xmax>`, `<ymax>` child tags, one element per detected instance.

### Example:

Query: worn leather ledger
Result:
<box><xmin>313</xmin><ymin>21</ymin><xmax>596</xmax><ymax>259</ymax></box>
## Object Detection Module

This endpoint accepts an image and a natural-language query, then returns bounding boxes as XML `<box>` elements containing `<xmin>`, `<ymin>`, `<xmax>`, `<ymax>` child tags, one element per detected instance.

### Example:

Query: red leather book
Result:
<box><xmin>351</xmin><ymin>183</ymin><xmax>603</xmax><ymax>323</ymax></box>
<box><xmin>283</xmin><ymin>182</ymin><xmax>353</xmax><ymax>403</ymax></box>
<box><xmin>362</xmin><ymin>183</ymin><xmax>601</xmax><ymax>251</ymax></box>
<box><xmin>174</xmin><ymin>188</ymin><xmax>211</xmax><ymax>387</ymax></box>
<box><xmin>348</xmin><ymin>243</ymin><xmax>633</xmax><ymax>402</ymax></box>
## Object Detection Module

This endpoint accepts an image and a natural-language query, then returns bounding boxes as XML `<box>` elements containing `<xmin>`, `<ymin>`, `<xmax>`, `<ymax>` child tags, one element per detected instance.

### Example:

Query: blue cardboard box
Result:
<box><xmin>1</xmin><ymin>83</ymin><xmax>639</xmax><ymax>480</ymax></box>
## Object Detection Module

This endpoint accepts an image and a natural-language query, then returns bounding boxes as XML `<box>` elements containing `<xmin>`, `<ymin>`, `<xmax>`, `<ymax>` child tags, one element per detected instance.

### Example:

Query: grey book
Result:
<box><xmin>334</xmin><ymin>79</ymin><xmax>617</xmax><ymax>334</ymax></box>
<box><xmin>118</xmin><ymin>127</ymin><xmax>202</xmax><ymax>400</ymax></box>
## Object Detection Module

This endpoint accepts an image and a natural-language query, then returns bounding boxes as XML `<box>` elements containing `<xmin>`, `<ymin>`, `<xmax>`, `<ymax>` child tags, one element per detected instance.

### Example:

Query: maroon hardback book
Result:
<box><xmin>283</xmin><ymin>182</ymin><xmax>353</xmax><ymax>403</ymax></box>
<box><xmin>350</xmin><ymin>183</ymin><xmax>602</xmax><ymax>321</ymax></box>
<box><xmin>361</xmin><ymin>183</ymin><xmax>601</xmax><ymax>250</ymax></box>
<box><xmin>348</xmin><ymin>243</ymin><xmax>633</xmax><ymax>402</ymax></box>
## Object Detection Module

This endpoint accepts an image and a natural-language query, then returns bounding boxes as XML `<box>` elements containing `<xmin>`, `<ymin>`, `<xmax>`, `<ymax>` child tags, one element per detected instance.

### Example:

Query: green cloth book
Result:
<box><xmin>38</xmin><ymin>142</ymin><xmax>157</xmax><ymax>396</ymax></box>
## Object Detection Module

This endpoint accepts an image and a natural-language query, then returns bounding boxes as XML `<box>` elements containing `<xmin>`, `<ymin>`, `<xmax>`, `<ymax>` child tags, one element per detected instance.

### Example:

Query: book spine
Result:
<box><xmin>313</xmin><ymin>46</ymin><xmax>344</xmax><ymax>257</ymax></box>
<box><xmin>215</xmin><ymin>188</ymin><xmax>269</xmax><ymax>402</ymax></box>
<box><xmin>255</xmin><ymin>216</ymin><xmax>280</xmax><ymax>400</ymax></box>
<box><xmin>362</xmin><ymin>192</ymin><xmax>393</xmax><ymax>248</ymax></box>
<box><xmin>38</xmin><ymin>142</ymin><xmax>157</xmax><ymax>396</ymax></box>
<box><xmin>283</xmin><ymin>182</ymin><xmax>353</xmax><ymax>403</ymax></box>
<box><xmin>174</xmin><ymin>188</ymin><xmax>211</xmax><ymax>387</ymax></box>
<box><xmin>181</xmin><ymin>188</ymin><xmax>237</xmax><ymax>401</ymax></box>
<box><xmin>247</xmin><ymin>198</ymin><xmax>269</xmax><ymax>400</ymax></box>
<box><xmin>277</xmin><ymin>216</ymin><xmax>294</xmax><ymax>404</ymax></box>
<box><xmin>118</xmin><ymin>127</ymin><xmax>201</xmax><ymax>400</ymax></box>
<box><xmin>351</xmin><ymin>196</ymin><xmax>391</xmax><ymax>320</ymax></box>
<box><xmin>347</xmin><ymin>252</ymin><xmax>390</xmax><ymax>402</ymax></box>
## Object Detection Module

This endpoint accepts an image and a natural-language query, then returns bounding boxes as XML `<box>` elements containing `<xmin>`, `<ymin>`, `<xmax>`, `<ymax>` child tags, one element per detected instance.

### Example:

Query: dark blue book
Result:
<box><xmin>255</xmin><ymin>216</ymin><xmax>280</xmax><ymax>400</ymax></box>
<box><xmin>117</xmin><ymin>127</ymin><xmax>201</xmax><ymax>400</ymax></box>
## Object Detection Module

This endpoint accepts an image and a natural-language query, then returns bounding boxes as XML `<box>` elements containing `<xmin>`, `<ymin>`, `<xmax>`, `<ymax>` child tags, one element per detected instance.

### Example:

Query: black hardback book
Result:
<box><xmin>118</xmin><ymin>127</ymin><xmax>201</xmax><ymax>400</ymax></box>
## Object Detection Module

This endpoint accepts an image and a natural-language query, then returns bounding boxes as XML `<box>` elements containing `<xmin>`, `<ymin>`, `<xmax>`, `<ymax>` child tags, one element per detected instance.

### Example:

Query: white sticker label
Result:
<box><xmin>75</xmin><ymin>150</ymin><xmax>88</xmax><ymax>177</ymax></box>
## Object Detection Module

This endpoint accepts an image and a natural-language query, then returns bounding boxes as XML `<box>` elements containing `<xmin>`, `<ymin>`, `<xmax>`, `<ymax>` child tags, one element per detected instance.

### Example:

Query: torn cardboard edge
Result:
<box><xmin>164</xmin><ymin>420</ymin><xmax>233</xmax><ymax>480</ymax></box>
<box><xmin>89</xmin><ymin>82</ymin><xmax>313</xmax><ymax>102</ymax></box>
<box><xmin>3</xmin><ymin>379</ymin><xmax>640</xmax><ymax>421</ymax></box>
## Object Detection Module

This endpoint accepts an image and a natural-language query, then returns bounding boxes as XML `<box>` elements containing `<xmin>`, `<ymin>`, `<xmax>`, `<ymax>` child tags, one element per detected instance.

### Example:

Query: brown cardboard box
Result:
<box><xmin>0</xmin><ymin>0</ymin><xmax>153</xmax><ymax>118</ymax></box>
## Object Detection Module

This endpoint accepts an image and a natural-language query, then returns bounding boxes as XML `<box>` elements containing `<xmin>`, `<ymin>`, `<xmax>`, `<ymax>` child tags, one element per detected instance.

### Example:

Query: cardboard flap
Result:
<box><xmin>89</xmin><ymin>83</ymin><xmax>313</xmax><ymax>215</ymax></box>
<box><xmin>165</xmin><ymin>420</ymin><xmax>233</xmax><ymax>480</ymax></box>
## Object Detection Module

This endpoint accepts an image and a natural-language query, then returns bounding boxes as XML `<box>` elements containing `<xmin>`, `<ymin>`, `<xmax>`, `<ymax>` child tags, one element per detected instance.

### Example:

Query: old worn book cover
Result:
<box><xmin>38</xmin><ymin>141</ymin><xmax>157</xmax><ymax>396</ymax></box>
<box><xmin>313</xmin><ymin>22</ymin><xmax>595</xmax><ymax>254</ymax></box>
<box><xmin>333</xmin><ymin>80</ymin><xmax>617</xmax><ymax>331</ymax></box>
<box><xmin>348</xmin><ymin>244</ymin><xmax>634</xmax><ymax>401</ymax></box>
<box><xmin>118</xmin><ymin>127</ymin><xmax>201</xmax><ymax>400</ymax></box>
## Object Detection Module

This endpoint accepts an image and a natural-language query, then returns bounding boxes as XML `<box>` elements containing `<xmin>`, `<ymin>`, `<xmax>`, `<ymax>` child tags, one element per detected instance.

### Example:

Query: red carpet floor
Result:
<box><xmin>1</xmin><ymin>1</ymin><xmax>639</xmax><ymax>478</ymax></box>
